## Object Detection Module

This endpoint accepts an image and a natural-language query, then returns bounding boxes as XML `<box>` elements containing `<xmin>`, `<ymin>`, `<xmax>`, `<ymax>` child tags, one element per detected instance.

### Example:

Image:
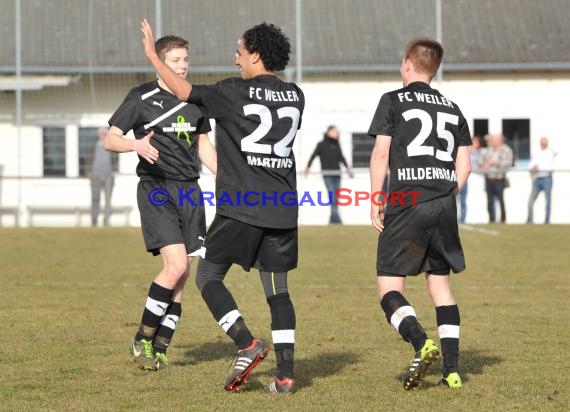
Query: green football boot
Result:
<box><xmin>154</xmin><ymin>351</ymin><xmax>172</xmax><ymax>370</ymax></box>
<box><xmin>403</xmin><ymin>338</ymin><xmax>440</xmax><ymax>390</ymax></box>
<box><xmin>439</xmin><ymin>372</ymin><xmax>463</xmax><ymax>388</ymax></box>
<box><xmin>130</xmin><ymin>338</ymin><xmax>157</xmax><ymax>370</ymax></box>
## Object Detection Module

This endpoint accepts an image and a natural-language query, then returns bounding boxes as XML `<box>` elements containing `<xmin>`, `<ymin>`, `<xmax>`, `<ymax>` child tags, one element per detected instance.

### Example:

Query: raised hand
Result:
<box><xmin>141</xmin><ymin>19</ymin><xmax>157</xmax><ymax>61</ymax></box>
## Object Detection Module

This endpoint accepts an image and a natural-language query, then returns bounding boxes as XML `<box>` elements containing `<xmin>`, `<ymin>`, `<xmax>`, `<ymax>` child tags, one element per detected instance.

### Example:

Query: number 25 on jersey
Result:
<box><xmin>404</xmin><ymin>108</ymin><xmax>458</xmax><ymax>162</ymax></box>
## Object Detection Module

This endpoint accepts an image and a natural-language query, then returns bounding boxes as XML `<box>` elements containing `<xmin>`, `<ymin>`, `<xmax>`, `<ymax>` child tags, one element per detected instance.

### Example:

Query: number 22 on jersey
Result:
<box><xmin>241</xmin><ymin>104</ymin><xmax>300</xmax><ymax>157</ymax></box>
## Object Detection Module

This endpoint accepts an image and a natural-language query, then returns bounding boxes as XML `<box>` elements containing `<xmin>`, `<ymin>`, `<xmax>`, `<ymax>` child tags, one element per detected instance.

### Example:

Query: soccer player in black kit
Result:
<box><xmin>142</xmin><ymin>20</ymin><xmax>303</xmax><ymax>393</ymax></box>
<box><xmin>368</xmin><ymin>38</ymin><xmax>471</xmax><ymax>390</ymax></box>
<box><xmin>104</xmin><ymin>35</ymin><xmax>216</xmax><ymax>371</ymax></box>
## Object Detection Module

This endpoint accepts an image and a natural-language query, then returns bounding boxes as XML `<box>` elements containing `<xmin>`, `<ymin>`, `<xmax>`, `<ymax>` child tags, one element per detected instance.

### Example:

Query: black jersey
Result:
<box><xmin>368</xmin><ymin>81</ymin><xmax>472</xmax><ymax>213</ymax></box>
<box><xmin>109</xmin><ymin>80</ymin><xmax>211</xmax><ymax>182</ymax></box>
<box><xmin>190</xmin><ymin>75</ymin><xmax>304</xmax><ymax>229</ymax></box>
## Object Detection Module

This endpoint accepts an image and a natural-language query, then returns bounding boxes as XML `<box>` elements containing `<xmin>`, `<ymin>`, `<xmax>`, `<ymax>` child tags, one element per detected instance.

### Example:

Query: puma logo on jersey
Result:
<box><xmin>153</xmin><ymin>100</ymin><xmax>164</xmax><ymax>109</ymax></box>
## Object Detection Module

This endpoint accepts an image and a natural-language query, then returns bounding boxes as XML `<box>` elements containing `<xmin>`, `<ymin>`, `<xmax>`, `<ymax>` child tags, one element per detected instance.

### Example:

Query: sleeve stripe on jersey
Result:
<box><xmin>141</xmin><ymin>88</ymin><xmax>160</xmax><ymax>100</ymax></box>
<box><xmin>144</xmin><ymin>102</ymin><xmax>188</xmax><ymax>130</ymax></box>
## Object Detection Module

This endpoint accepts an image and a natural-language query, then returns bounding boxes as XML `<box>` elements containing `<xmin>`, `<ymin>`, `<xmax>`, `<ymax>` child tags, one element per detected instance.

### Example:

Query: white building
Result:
<box><xmin>1</xmin><ymin>0</ymin><xmax>569</xmax><ymax>226</ymax></box>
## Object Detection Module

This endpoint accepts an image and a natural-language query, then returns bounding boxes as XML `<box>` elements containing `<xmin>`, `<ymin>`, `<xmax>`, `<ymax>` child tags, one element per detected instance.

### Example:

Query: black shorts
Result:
<box><xmin>137</xmin><ymin>178</ymin><xmax>205</xmax><ymax>256</ymax></box>
<box><xmin>377</xmin><ymin>194</ymin><xmax>465</xmax><ymax>276</ymax></box>
<box><xmin>203</xmin><ymin>214</ymin><xmax>298</xmax><ymax>272</ymax></box>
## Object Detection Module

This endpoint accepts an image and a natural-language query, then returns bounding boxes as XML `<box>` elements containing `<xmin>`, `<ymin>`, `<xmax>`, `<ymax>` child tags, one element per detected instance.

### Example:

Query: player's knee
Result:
<box><xmin>260</xmin><ymin>271</ymin><xmax>289</xmax><ymax>298</ymax></box>
<box><xmin>266</xmin><ymin>292</ymin><xmax>291</xmax><ymax>305</ymax></box>
<box><xmin>163</xmin><ymin>259</ymin><xmax>188</xmax><ymax>281</ymax></box>
<box><xmin>195</xmin><ymin>259</ymin><xmax>227</xmax><ymax>291</ymax></box>
<box><xmin>267</xmin><ymin>293</ymin><xmax>296</xmax><ymax>328</ymax></box>
<box><xmin>195</xmin><ymin>266</ymin><xmax>209</xmax><ymax>291</ymax></box>
<box><xmin>264</xmin><ymin>286</ymin><xmax>290</xmax><ymax>300</ymax></box>
<box><xmin>177</xmin><ymin>269</ymin><xmax>190</xmax><ymax>284</ymax></box>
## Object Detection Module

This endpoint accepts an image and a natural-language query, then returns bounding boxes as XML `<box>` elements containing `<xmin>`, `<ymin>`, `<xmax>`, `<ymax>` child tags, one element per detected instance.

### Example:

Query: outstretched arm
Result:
<box><xmin>141</xmin><ymin>19</ymin><xmax>192</xmax><ymax>101</ymax></box>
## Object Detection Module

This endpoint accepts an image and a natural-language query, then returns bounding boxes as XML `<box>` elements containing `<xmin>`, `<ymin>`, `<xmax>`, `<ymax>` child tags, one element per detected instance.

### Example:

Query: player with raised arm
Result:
<box><xmin>368</xmin><ymin>38</ymin><xmax>471</xmax><ymax>389</ymax></box>
<box><xmin>105</xmin><ymin>35</ymin><xmax>216</xmax><ymax>370</ymax></box>
<box><xmin>142</xmin><ymin>19</ymin><xmax>304</xmax><ymax>393</ymax></box>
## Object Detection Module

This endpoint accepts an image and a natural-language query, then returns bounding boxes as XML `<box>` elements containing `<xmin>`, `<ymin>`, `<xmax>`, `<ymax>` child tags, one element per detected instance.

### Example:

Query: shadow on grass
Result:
<box><xmin>392</xmin><ymin>348</ymin><xmax>503</xmax><ymax>388</ymax></box>
<box><xmin>176</xmin><ymin>339</ymin><xmax>236</xmax><ymax>366</ymax></box>
<box><xmin>254</xmin><ymin>350</ymin><xmax>360</xmax><ymax>390</ymax></box>
<box><xmin>297</xmin><ymin>351</ymin><xmax>361</xmax><ymax>389</ymax></box>
<box><xmin>177</xmin><ymin>343</ymin><xmax>360</xmax><ymax>391</ymax></box>
<box><xmin>459</xmin><ymin>349</ymin><xmax>503</xmax><ymax>382</ymax></box>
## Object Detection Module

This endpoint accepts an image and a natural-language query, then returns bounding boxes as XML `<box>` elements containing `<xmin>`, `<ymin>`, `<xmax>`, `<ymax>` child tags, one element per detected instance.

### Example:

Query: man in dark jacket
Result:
<box><xmin>305</xmin><ymin>125</ymin><xmax>353</xmax><ymax>223</ymax></box>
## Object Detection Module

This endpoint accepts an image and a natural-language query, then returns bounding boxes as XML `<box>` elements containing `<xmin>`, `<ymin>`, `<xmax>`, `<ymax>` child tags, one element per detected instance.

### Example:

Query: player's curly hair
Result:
<box><xmin>242</xmin><ymin>23</ymin><xmax>291</xmax><ymax>72</ymax></box>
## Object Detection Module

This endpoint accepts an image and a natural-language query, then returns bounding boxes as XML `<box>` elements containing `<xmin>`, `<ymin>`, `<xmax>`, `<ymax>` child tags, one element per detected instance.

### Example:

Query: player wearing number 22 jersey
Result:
<box><xmin>190</xmin><ymin>75</ymin><xmax>303</xmax><ymax>228</ymax></box>
<box><xmin>141</xmin><ymin>20</ymin><xmax>303</xmax><ymax>393</ymax></box>
<box><xmin>368</xmin><ymin>38</ymin><xmax>472</xmax><ymax>390</ymax></box>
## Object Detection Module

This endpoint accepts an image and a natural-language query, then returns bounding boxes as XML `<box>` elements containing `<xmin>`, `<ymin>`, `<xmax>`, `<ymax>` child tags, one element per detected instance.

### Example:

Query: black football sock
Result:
<box><xmin>267</xmin><ymin>293</ymin><xmax>296</xmax><ymax>379</ymax></box>
<box><xmin>153</xmin><ymin>301</ymin><xmax>182</xmax><ymax>354</ymax></box>
<box><xmin>201</xmin><ymin>281</ymin><xmax>253</xmax><ymax>349</ymax></box>
<box><xmin>135</xmin><ymin>282</ymin><xmax>174</xmax><ymax>342</ymax></box>
<box><xmin>436</xmin><ymin>304</ymin><xmax>460</xmax><ymax>375</ymax></box>
<box><xmin>380</xmin><ymin>290</ymin><xmax>427</xmax><ymax>352</ymax></box>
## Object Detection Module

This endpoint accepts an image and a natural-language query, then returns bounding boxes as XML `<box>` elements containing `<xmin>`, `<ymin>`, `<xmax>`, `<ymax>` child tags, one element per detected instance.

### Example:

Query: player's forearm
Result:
<box><xmin>198</xmin><ymin>134</ymin><xmax>217</xmax><ymax>174</ymax></box>
<box><xmin>455</xmin><ymin>146</ymin><xmax>472</xmax><ymax>192</ymax></box>
<box><xmin>370</xmin><ymin>145</ymin><xmax>388</xmax><ymax>195</ymax></box>
<box><xmin>370</xmin><ymin>135</ymin><xmax>390</xmax><ymax>194</ymax></box>
<box><xmin>149</xmin><ymin>54</ymin><xmax>192</xmax><ymax>101</ymax></box>
<box><xmin>104</xmin><ymin>128</ymin><xmax>135</xmax><ymax>153</ymax></box>
<box><xmin>456</xmin><ymin>167</ymin><xmax>471</xmax><ymax>192</ymax></box>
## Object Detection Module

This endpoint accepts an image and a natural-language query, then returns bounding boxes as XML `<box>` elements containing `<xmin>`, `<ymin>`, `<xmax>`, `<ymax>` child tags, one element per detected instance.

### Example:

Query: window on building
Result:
<box><xmin>352</xmin><ymin>132</ymin><xmax>374</xmax><ymax>168</ymax></box>
<box><xmin>473</xmin><ymin>119</ymin><xmax>488</xmax><ymax>140</ymax></box>
<box><xmin>78</xmin><ymin>127</ymin><xmax>118</xmax><ymax>177</ymax></box>
<box><xmin>43</xmin><ymin>127</ymin><xmax>66</xmax><ymax>176</ymax></box>
<box><xmin>502</xmin><ymin>119</ymin><xmax>530</xmax><ymax>164</ymax></box>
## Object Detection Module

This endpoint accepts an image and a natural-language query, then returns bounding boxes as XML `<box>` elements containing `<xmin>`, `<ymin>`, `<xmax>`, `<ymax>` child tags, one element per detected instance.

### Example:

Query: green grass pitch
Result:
<box><xmin>0</xmin><ymin>225</ymin><xmax>568</xmax><ymax>410</ymax></box>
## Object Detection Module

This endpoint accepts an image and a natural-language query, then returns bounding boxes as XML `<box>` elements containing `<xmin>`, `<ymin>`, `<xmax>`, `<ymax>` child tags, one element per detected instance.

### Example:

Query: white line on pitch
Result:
<box><xmin>459</xmin><ymin>224</ymin><xmax>499</xmax><ymax>236</ymax></box>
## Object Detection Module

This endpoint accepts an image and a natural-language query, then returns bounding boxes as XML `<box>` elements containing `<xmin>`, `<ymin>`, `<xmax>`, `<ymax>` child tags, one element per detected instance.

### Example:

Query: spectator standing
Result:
<box><xmin>304</xmin><ymin>125</ymin><xmax>353</xmax><ymax>224</ymax></box>
<box><xmin>90</xmin><ymin>126</ymin><xmax>114</xmax><ymax>227</ymax></box>
<box><xmin>480</xmin><ymin>133</ymin><xmax>513</xmax><ymax>223</ymax></box>
<box><xmin>458</xmin><ymin>135</ymin><xmax>481</xmax><ymax>223</ymax></box>
<box><xmin>527</xmin><ymin>136</ymin><xmax>556</xmax><ymax>224</ymax></box>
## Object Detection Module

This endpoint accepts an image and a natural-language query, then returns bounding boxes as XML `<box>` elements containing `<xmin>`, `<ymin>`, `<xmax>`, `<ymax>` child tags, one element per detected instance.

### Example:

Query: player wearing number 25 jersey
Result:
<box><xmin>369</xmin><ymin>82</ymin><xmax>471</xmax><ymax>213</ymax></box>
<box><xmin>142</xmin><ymin>20</ymin><xmax>303</xmax><ymax>393</ymax></box>
<box><xmin>368</xmin><ymin>38</ymin><xmax>471</xmax><ymax>390</ymax></box>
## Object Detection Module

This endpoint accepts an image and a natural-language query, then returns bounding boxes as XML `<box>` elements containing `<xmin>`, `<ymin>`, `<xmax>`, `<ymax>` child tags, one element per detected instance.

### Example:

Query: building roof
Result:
<box><xmin>2</xmin><ymin>0</ymin><xmax>570</xmax><ymax>74</ymax></box>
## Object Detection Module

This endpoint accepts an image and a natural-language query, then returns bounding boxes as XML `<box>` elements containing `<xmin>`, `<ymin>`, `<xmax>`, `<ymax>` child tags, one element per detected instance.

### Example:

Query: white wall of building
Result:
<box><xmin>1</xmin><ymin>77</ymin><xmax>569</xmax><ymax>227</ymax></box>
